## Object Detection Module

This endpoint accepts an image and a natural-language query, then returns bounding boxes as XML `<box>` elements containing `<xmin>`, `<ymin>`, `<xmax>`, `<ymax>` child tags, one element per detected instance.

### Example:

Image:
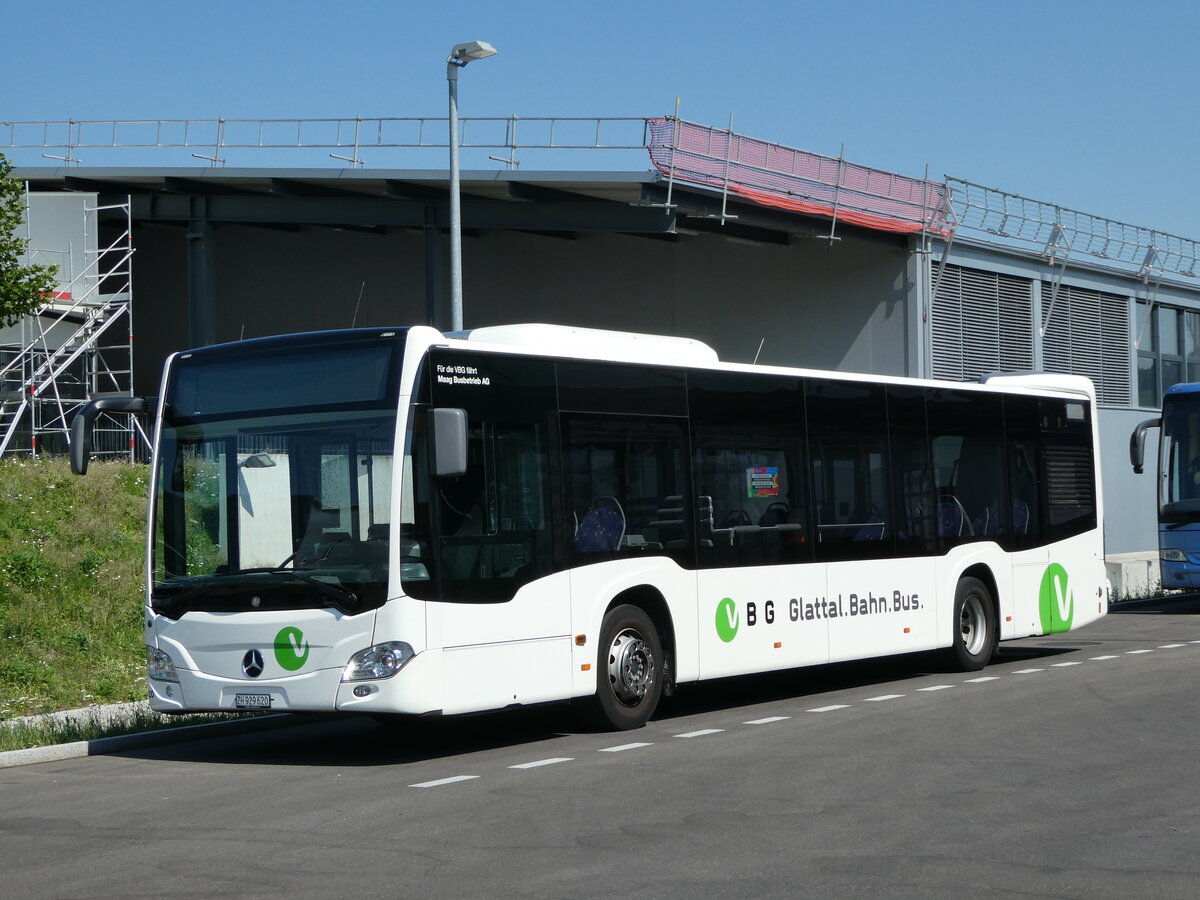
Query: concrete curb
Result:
<box><xmin>0</xmin><ymin>710</ymin><xmax>336</xmax><ymax>769</ymax></box>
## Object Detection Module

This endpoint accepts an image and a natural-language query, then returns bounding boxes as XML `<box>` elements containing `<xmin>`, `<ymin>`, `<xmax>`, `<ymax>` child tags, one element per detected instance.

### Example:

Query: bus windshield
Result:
<box><xmin>1161</xmin><ymin>392</ymin><xmax>1200</xmax><ymax>519</ymax></box>
<box><xmin>151</xmin><ymin>333</ymin><xmax>402</xmax><ymax>617</ymax></box>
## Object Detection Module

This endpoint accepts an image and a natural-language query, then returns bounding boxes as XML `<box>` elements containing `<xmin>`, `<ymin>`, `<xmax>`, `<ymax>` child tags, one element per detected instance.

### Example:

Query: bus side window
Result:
<box><xmin>688</xmin><ymin>370</ymin><xmax>809</xmax><ymax>568</ymax></box>
<box><xmin>927</xmin><ymin>388</ymin><xmax>1007</xmax><ymax>548</ymax></box>
<box><xmin>806</xmin><ymin>378</ymin><xmax>894</xmax><ymax>562</ymax></box>
<box><xmin>562</xmin><ymin>415</ymin><xmax>691</xmax><ymax>563</ymax></box>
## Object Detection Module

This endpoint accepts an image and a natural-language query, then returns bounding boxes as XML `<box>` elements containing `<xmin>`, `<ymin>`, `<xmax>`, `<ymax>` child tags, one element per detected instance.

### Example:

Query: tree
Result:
<box><xmin>0</xmin><ymin>152</ymin><xmax>58</xmax><ymax>327</ymax></box>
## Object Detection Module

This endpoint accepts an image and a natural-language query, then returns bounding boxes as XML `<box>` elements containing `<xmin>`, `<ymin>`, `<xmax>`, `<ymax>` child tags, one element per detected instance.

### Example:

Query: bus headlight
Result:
<box><xmin>1161</xmin><ymin>548</ymin><xmax>1188</xmax><ymax>562</ymax></box>
<box><xmin>147</xmin><ymin>647</ymin><xmax>179</xmax><ymax>682</ymax></box>
<box><xmin>342</xmin><ymin>642</ymin><xmax>415</xmax><ymax>681</ymax></box>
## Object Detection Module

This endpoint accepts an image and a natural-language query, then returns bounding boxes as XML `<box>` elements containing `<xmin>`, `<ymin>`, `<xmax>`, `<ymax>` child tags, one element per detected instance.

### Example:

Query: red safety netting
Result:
<box><xmin>646</xmin><ymin>118</ymin><xmax>951</xmax><ymax>236</ymax></box>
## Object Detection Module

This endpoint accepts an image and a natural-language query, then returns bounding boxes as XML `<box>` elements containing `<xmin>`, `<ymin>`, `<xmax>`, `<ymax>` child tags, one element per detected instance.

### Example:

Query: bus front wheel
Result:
<box><xmin>586</xmin><ymin>604</ymin><xmax>664</xmax><ymax>731</ymax></box>
<box><xmin>946</xmin><ymin>576</ymin><xmax>997</xmax><ymax>671</ymax></box>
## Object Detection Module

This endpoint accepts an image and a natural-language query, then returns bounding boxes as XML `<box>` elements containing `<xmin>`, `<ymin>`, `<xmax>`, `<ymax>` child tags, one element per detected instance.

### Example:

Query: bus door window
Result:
<box><xmin>927</xmin><ymin>389</ymin><xmax>1007</xmax><ymax>548</ymax></box>
<box><xmin>806</xmin><ymin>379</ymin><xmax>894</xmax><ymax>562</ymax></box>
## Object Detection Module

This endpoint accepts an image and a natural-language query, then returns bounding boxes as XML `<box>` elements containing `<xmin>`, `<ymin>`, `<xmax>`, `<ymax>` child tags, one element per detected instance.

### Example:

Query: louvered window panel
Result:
<box><xmin>932</xmin><ymin>265</ymin><xmax>1034</xmax><ymax>381</ymax></box>
<box><xmin>1041</xmin><ymin>283</ymin><xmax>1131</xmax><ymax>406</ymax></box>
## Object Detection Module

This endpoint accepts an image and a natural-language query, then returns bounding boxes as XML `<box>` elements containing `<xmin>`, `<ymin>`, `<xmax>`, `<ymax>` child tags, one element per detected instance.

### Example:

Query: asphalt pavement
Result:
<box><xmin>2</xmin><ymin>596</ymin><xmax>1198</xmax><ymax>899</ymax></box>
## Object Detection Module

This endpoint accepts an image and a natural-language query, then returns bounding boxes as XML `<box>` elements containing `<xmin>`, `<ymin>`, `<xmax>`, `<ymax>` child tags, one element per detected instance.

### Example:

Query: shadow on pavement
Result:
<box><xmin>112</xmin><ymin>644</ymin><xmax>1077</xmax><ymax>770</ymax></box>
<box><xmin>1109</xmin><ymin>593</ymin><xmax>1200</xmax><ymax>615</ymax></box>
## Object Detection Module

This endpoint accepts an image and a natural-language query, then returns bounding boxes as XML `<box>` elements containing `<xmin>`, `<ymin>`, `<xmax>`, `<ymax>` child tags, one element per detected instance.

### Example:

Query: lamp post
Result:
<box><xmin>446</xmin><ymin>40</ymin><xmax>498</xmax><ymax>333</ymax></box>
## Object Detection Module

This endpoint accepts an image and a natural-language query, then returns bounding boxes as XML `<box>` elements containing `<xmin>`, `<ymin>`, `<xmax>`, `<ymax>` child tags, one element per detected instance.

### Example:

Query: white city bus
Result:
<box><xmin>72</xmin><ymin>324</ymin><xmax>1107</xmax><ymax>730</ymax></box>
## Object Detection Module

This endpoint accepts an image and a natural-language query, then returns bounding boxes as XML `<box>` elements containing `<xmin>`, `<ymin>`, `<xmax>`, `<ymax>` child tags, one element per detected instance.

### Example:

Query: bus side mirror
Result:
<box><xmin>430</xmin><ymin>407</ymin><xmax>468</xmax><ymax>478</ymax></box>
<box><xmin>70</xmin><ymin>396</ymin><xmax>149</xmax><ymax>475</ymax></box>
<box><xmin>1130</xmin><ymin>417</ymin><xmax>1161</xmax><ymax>475</ymax></box>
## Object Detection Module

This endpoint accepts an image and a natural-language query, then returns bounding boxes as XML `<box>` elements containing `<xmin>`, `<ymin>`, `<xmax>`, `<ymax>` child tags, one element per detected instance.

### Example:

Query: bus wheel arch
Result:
<box><xmin>946</xmin><ymin>566</ymin><xmax>999</xmax><ymax>671</ymax></box>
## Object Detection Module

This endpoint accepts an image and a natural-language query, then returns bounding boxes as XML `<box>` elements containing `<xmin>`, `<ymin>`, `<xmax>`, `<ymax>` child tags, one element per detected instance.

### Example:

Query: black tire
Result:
<box><xmin>584</xmin><ymin>604</ymin><xmax>664</xmax><ymax>731</ymax></box>
<box><xmin>945</xmin><ymin>576</ymin><xmax>997</xmax><ymax>671</ymax></box>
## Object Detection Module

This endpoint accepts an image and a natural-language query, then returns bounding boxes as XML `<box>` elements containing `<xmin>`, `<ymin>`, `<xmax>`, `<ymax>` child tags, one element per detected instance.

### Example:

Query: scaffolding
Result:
<box><xmin>0</xmin><ymin>196</ymin><xmax>137</xmax><ymax>459</ymax></box>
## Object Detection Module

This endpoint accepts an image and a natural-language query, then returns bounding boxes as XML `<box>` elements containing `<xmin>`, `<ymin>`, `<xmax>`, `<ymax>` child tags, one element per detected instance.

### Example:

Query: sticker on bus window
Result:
<box><xmin>746</xmin><ymin>466</ymin><xmax>780</xmax><ymax>498</ymax></box>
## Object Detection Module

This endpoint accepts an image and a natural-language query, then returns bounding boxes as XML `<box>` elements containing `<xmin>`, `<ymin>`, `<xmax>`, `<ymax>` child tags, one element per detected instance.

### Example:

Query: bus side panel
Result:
<box><xmin>931</xmin><ymin>546</ymin><xmax>1018</xmax><ymax>648</ymax></box>
<box><xmin>1011</xmin><ymin>534</ymin><xmax>1106</xmax><ymax>637</ymax></box>
<box><xmin>569</xmin><ymin>559</ymin><xmax>698</xmax><ymax>698</ymax></box>
<box><xmin>1011</xmin><ymin>546</ymin><xmax>1050</xmax><ymax>638</ymax></box>
<box><xmin>697</xmin><ymin>564</ymin><xmax>828</xmax><ymax>679</ymax></box>
<box><xmin>426</xmin><ymin>571</ymin><xmax>574</xmax><ymax>713</ymax></box>
<box><xmin>827</xmin><ymin>557</ymin><xmax>937</xmax><ymax>663</ymax></box>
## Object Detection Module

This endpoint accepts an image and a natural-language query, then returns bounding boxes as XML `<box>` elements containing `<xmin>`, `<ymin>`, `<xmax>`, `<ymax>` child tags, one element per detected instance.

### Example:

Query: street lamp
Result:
<box><xmin>446</xmin><ymin>40</ymin><xmax>498</xmax><ymax>333</ymax></box>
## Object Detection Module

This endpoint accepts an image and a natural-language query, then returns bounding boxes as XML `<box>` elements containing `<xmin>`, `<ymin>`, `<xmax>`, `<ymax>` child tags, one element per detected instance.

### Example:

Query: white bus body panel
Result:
<box><xmin>569</xmin><ymin>559</ymin><xmax>699</xmax><ymax>697</ymax></box>
<box><xmin>149</xmin><ymin>608</ymin><xmax>376</xmax><ymax>712</ymax></box>
<box><xmin>424</xmin><ymin>571</ymin><xmax>573</xmax><ymax>715</ymax></box>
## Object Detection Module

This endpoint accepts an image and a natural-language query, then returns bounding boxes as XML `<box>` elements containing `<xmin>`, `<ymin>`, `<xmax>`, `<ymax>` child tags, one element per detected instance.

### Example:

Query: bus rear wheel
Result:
<box><xmin>946</xmin><ymin>576</ymin><xmax>997</xmax><ymax>671</ymax></box>
<box><xmin>586</xmin><ymin>604</ymin><xmax>664</xmax><ymax>731</ymax></box>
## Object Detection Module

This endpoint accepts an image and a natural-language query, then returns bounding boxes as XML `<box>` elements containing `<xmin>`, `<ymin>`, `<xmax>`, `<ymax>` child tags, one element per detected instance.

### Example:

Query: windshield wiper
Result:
<box><xmin>152</xmin><ymin>570</ymin><xmax>359</xmax><ymax>617</ymax></box>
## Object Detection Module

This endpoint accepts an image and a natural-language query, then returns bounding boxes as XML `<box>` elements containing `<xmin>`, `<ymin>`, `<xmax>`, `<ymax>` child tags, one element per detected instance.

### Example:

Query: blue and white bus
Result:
<box><xmin>1131</xmin><ymin>382</ymin><xmax>1200</xmax><ymax>588</ymax></box>
<box><xmin>73</xmin><ymin>323</ymin><xmax>1108</xmax><ymax>730</ymax></box>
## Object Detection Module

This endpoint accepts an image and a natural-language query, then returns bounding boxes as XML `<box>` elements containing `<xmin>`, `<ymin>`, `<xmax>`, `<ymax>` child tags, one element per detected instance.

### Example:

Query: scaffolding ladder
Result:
<box><xmin>0</xmin><ymin>198</ymin><xmax>136</xmax><ymax>459</ymax></box>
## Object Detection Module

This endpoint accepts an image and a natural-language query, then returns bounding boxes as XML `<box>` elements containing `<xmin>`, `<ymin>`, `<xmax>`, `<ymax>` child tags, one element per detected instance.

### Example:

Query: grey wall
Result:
<box><xmin>26</xmin><ymin>193</ymin><xmax>97</xmax><ymax>290</ymax></box>
<box><xmin>129</xmin><ymin>221</ymin><xmax>912</xmax><ymax>393</ymax></box>
<box><xmin>1099</xmin><ymin>408</ymin><xmax>1160</xmax><ymax>555</ymax></box>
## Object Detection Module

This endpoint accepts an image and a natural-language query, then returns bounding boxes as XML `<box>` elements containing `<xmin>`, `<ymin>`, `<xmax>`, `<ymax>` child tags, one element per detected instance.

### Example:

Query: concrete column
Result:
<box><xmin>186</xmin><ymin>200</ymin><xmax>216</xmax><ymax>348</ymax></box>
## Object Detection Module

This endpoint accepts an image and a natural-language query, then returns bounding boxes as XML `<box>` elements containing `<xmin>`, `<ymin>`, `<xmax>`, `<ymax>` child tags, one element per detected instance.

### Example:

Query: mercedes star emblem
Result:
<box><xmin>242</xmin><ymin>649</ymin><xmax>265</xmax><ymax>678</ymax></box>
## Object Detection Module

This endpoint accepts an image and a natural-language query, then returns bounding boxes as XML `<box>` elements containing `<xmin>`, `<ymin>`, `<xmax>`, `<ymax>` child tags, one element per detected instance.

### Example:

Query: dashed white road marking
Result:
<box><xmin>675</xmin><ymin>729</ymin><xmax>725</xmax><ymax>739</ymax></box>
<box><xmin>807</xmin><ymin>704</ymin><xmax>850</xmax><ymax>713</ymax></box>
<box><xmin>744</xmin><ymin>716</ymin><xmax>790</xmax><ymax>725</ymax></box>
<box><xmin>1127</xmin><ymin>649</ymin><xmax>1154</xmax><ymax>655</ymax></box>
<box><xmin>1051</xmin><ymin>662</ymin><xmax>1082</xmax><ymax>667</ymax></box>
<box><xmin>1090</xmin><ymin>655</ymin><xmax>1119</xmax><ymax>660</ymax></box>
<box><xmin>965</xmin><ymin>676</ymin><xmax>999</xmax><ymax>683</ymax></box>
<box><xmin>864</xmin><ymin>694</ymin><xmax>905</xmax><ymax>702</ymax></box>
<box><xmin>509</xmin><ymin>758</ymin><xmax>573</xmax><ymax>770</ymax></box>
<box><xmin>410</xmin><ymin>775</ymin><xmax>479</xmax><ymax>788</ymax></box>
<box><xmin>918</xmin><ymin>685</ymin><xmax>953</xmax><ymax>692</ymax></box>
<box><xmin>1013</xmin><ymin>668</ymin><xmax>1044</xmax><ymax>674</ymax></box>
<box><xmin>1159</xmin><ymin>644</ymin><xmax>1185</xmax><ymax>649</ymax></box>
<box><xmin>599</xmin><ymin>742</ymin><xmax>653</xmax><ymax>753</ymax></box>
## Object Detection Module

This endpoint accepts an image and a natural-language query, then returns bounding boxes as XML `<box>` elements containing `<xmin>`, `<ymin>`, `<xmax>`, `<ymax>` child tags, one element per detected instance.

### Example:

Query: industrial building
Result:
<box><xmin>6</xmin><ymin>114</ymin><xmax>1194</xmax><ymax>589</ymax></box>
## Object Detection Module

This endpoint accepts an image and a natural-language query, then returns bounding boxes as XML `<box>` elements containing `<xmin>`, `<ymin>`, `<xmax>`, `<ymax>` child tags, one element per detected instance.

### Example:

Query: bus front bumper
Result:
<box><xmin>1160</xmin><ymin>558</ymin><xmax>1200</xmax><ymax>589</ymax></box>
<box><xmin>148</xmin><ymin>649</ymin><xmax>442</xmax><ymax>716</ymax></box>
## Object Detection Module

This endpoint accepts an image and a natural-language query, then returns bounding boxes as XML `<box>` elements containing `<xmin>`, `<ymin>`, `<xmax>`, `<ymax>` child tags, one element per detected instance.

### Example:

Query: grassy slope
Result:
<box><xmin>0</xmin><ymin>457</ymin><xmax>148</xmax><ymax>719</ymax></box>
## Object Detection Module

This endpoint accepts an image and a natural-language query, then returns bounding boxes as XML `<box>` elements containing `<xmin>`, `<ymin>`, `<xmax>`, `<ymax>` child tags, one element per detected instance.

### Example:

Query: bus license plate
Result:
<box><xmin>235</xmin><ymin>693</ymin><xmax>272</xmax><ymax>710</ymax></box>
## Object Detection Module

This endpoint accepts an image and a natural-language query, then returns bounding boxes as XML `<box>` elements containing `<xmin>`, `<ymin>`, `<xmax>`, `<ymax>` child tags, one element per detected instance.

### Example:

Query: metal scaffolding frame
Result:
<box><xmin>0</xmin><ymin>197</ymin><xmax>137</xmax><ymax>458</ymax></box>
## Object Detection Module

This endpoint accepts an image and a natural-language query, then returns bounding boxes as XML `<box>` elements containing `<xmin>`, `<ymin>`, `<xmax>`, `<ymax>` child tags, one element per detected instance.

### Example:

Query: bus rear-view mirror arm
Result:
<box><xmin>430</xmin><ymin>407</ymin><xmax>468</xmax><ymax>478</ymax></box>
<box><xmin>1130</xmin><ymin>417</ymin><xmax>1161</xmax><ymax>475</ymax></box>
<box><xmin>70</xmin><ymin>396</ymin><xmax>151</xmax><ymax>476</ymax></box>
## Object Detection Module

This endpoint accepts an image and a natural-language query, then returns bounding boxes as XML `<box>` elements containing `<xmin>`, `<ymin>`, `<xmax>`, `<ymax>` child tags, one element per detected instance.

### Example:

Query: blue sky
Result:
<box><xmin>5</xmin><ymin>0</ymin><xmax>1199</xmax><ymax>238</ymax></box>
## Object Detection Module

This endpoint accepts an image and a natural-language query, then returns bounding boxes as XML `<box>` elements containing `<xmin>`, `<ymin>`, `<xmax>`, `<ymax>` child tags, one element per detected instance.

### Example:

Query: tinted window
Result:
<box><xmin>886</xmin><ymin>385</ymin><xmax>936</xmax><ymax>556</ymax></box>
<box><xmin>1002</xmin><ymin>394</ymin><xmax>1044</xmax><ymax>548</ymax></box>
<box><xmin>405</xmin><ymin>353</ymin><xmax>558</xmax><ymax>602</ymax></box>
<box><xmin>1040</xmin><ymin>397</ymin><xmax>1096</xmax><ymax>542</ymax></box>
<box><xmin>171</xmin><ymin>340</ymin><xmax>397</xmax><ymax>419</ymax></box>
<box><xmin>563</xmin><ymin>415</ymin><xmax>691</xmax><ymax>565</ymax></box>
<box><xmin>690</xmin><ymin>371</ymin><xmax>810</xmax><ymax>568</ymax></box>
<box><xmin>927</xmin><ymin>388</ymin><xmax>1007</xmax><ymax>549</ymax></box>
<box><xmin>557</xmin><ymin>361</ymin><xmax>687</xmax><ymax>416</ymax></box>
<box><xmin>806</xmin><ymin>379</ymin><xmax>893</xmax><ymax>561</ymax></box>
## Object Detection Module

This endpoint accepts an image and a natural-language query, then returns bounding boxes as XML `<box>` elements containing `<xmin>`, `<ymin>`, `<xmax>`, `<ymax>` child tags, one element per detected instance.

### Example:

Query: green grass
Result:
<box><xmin>0</xmin><ymin>457</ymin><xmax>149</xmax><ymax>721</ymax></box>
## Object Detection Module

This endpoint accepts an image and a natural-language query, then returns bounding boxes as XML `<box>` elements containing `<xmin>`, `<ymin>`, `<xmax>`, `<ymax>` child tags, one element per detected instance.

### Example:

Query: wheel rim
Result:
<box><xmin>607</xmin><ymin>628</ymin><xmax>656</xmax><ymax>706</ymax></box>
<box><xmin>959</xmin><ymin>593</ymin><xmax>988</xmax><ymax>656</ymax></box>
